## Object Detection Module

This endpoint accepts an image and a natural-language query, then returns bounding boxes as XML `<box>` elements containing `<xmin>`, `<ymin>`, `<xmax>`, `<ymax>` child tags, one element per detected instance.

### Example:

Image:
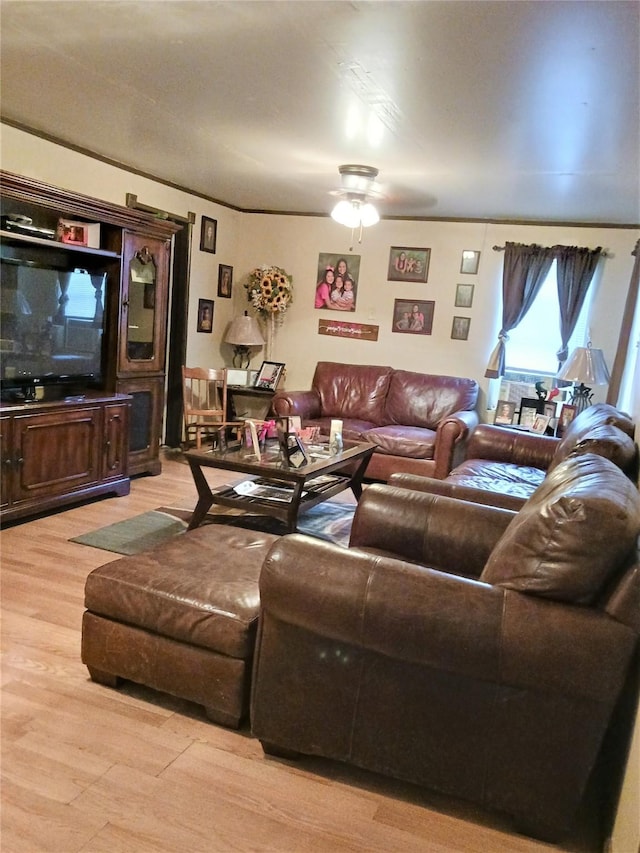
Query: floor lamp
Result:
<box><xmin>557</xmin><ymin>342</ymin><xmax>610</xmax><ymax>414</ymax></box>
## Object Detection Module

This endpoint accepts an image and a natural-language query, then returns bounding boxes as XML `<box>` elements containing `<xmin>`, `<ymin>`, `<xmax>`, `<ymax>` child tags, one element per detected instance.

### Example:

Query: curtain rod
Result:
<box><xmin>492</xmin><ymin>244</ymin><xmax>611</xmax><ymax>257</ymax></box>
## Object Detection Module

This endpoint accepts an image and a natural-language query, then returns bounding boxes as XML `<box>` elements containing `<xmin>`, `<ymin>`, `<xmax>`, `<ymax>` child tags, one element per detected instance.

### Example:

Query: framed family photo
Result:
<box><xmin>200</xmin><ymin>216</ymin><xmax>217</xmax><ymax>254</ymax></box>
<box><xmin>387</xmin><ymin>247</ymin><xmax>430</xmax><ymax>283</ymax></box>
<box><xmin>218</xmin><ymin>264</ymin><xmax>233</xmax><ymax>298</ymax></box>
<box><xmin>315</xmin><ymin>253</ymin><xmax>360</xmax><ymax>312</ymax></box>
<box><xmin>392</xmin><ymin>299</ymin><xmax>434</xmax><ymax>335</ymax></box>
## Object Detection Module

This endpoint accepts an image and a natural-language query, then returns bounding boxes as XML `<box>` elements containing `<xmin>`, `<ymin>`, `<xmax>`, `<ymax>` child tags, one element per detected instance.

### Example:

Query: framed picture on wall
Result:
<box><xmin>387</xmin><ymin>247</ymin><xmax>430</xmax><ymax>283</ymax></box>
<box><xmin>460</xmin><ymin>250</ymin><xmax>480</xmax><ymax>274</ymax></box>
<box><xmin>392</xmin><ymin>299</ymin><xmax>434</xmax><ymax>335</ymax></box>
<box><xmin>197</xmin><ymin>298</ymin><xmax>214</xmax><ymax>333</ymax></box>
<box><xmin>455</xmin><ymin>283</ymin><xmax>475</xmax><ymax>308</ymax></box>
<box><xmin>200</xmin><ymin>216</ymin><xmax>217</xmax><ymax>254</ymax></box>
<box><xmin>451</xmin><ymin>316</ymin><xmax>471</xmax><ymax>340</ymax></box>
<box><xmin>218</xmin><ymin>263</ymin><xmax>233</xmax><ymax>298</ymax></box>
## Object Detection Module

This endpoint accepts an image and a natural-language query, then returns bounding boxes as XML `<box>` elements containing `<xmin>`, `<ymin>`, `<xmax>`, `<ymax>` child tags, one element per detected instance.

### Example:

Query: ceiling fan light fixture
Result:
<box><xmin>330</xmin><ymin>197</ymin><xmax>379</xmax><ymax>228</ymax></box>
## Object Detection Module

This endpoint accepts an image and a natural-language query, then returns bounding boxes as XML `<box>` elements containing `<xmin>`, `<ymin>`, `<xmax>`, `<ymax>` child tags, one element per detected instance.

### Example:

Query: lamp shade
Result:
<box><xmin>557</xmin><ymin>343</ymin><xmax>610</xmax><ymax>386</ymax></box>
<box><xmin>224</xmin><ymin>312</ymin><xmax>264</xmax><ymax>346</ymax></box>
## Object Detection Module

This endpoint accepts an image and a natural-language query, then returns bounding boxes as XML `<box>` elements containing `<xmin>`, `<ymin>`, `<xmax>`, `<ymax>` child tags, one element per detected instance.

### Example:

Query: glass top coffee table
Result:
<box><xmin>184</xmin><ymin>440</ymin><xmax>375</xmax><ymax>533</ymax></box>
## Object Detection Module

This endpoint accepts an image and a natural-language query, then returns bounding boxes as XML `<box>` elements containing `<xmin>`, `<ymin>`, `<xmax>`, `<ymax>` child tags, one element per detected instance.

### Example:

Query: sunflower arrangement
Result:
<box><xmin>244</xmin><ymin>265</ymin><xmax>293</xmax><ymax>318</ymax></box>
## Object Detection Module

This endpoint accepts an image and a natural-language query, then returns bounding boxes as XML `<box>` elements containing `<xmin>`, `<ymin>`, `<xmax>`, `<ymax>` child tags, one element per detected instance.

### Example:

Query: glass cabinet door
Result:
<box><xmin>118</xmin><ymin>233</ymin><xmax>168</xmax><ymax>374</ymax></box>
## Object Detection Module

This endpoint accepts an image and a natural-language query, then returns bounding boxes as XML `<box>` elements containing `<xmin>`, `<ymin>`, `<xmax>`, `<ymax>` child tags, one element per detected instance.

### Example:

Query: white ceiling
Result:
<box><xmin>1</xmin><ymin>0</ymin><xmax>639</xmax><ymax>225</ymax></box>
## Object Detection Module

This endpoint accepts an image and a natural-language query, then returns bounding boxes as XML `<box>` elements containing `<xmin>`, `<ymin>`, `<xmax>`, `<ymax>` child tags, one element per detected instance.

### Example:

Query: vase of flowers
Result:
<box><xmin>244</xmin><ymin>265</ymin><xmax>293</xmax><ymax>360</ymax></box>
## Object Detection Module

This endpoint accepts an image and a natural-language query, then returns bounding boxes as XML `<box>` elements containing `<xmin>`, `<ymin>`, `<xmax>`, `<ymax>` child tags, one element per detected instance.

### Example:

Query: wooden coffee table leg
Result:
<box><xmin>349</xmin><ymin>452</ymin><xmax>374</xmax><ymax>500</ymax></box>
<box><xmin>187</xmin><ymin>459</ymin><xmax>216</xmax><ymax>530</ymax></box>
<box><xmin>285</xmin><ymin>482</ymin><xmax>306</xmax><ymax>532</ymax></box>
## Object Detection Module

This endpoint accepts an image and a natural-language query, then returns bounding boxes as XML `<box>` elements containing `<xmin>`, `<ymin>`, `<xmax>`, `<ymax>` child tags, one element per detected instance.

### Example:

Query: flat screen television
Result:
<box><xmin>0</xmin><ymin>257</ymin><xmax>107</xmax><ymax>401</ymax></box>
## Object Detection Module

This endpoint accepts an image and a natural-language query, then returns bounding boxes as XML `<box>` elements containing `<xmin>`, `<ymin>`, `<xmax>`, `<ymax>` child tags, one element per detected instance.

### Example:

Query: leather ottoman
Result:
<box><xmin>81</xmin><ymin>524</ymin><xmax>279</xmax><ymax>728</ymax></box>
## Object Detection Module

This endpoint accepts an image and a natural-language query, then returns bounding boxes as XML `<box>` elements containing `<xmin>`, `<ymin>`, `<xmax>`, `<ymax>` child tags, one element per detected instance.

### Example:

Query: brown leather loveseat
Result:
<box><xmin>250</xmin><ymin>452</ymin><xmax>640</xmax><ymax>842</ymax></box>
<box><xmin>271</xmin><ymin>361</ymin><xmax>479</xmax><ymax>480</ymax></box>
<box><xmin>391</xmin><ymin>402</ymin><xmax>638</xmax><ymax>510</ymax></box>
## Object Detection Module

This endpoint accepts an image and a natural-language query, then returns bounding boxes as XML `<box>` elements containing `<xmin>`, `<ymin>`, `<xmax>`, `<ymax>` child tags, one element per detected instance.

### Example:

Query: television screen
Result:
<box><xmin>0</xmin><ymin>260</ymin><xmax>106</xmax><ymax>396</ymax></box>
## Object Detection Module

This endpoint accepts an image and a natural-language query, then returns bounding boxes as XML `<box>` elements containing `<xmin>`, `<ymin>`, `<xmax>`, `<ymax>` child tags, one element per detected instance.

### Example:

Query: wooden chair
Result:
<box><xmin>181</xmin><ymin>366</ymin><xmax>243</xmax><ymax>449</ymax></box>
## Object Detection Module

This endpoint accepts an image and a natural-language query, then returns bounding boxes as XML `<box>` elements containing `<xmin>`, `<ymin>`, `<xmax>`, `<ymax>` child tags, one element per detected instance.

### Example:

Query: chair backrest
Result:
<box><xmin>182</xmin><ymin>366</ymin><xmax>229</xmax><ymax>426</ymax></box>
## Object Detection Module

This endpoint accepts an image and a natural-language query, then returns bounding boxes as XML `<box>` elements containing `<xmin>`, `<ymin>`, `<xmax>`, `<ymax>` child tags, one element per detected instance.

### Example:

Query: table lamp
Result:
<box><xmin>556</xmin><ymin>342</ymin><xmax>610</xmax><ymax>413</ymax></box>
<box><xmin>224</xmin><ymin>312</ymin><xmax>264</xmax><ymax>368</ymax></box>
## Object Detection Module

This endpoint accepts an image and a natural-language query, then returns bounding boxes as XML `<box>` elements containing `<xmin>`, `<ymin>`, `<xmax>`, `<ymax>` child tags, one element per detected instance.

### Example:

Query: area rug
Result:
<box><xmin>70</xmin><ymin>501</ymin><xmax>356</xmax><ymax>556</ymax></box>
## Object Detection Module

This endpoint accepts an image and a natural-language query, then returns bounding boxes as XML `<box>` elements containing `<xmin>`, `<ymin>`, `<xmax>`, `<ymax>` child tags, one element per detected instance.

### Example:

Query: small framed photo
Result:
<box><xmin>387</xmin><ymin>247</ymin><xmax>430</xmax><ymax>283</ymax></box>
<box><xmin>460</xmin><ymin>250</ymin><xmax>481</xmax><ymax>275</ymax></box>
<box><xmin>494</xmin><ymin>399</ymin><xmax>516</xmax><ymax>425</ymax></box>
<box><xmin>531</xmin><ymin>414</ymin><xmax>550</xmax><ymax>435</ymax></box>
<box><xmin>543</xmin><ymin>402</ymin><xmax>557</xmax><ymax>421</ymax></box>
<box><xmin>455</xmin><ymin>283</ymin><xmax>475</xmax><ymax>308</ymax></box>
<box><xmin>218</xmin><ymin>263</ymin><xmax>233</xmax><ymax>298</ymax></box>
<box><xmin>254</xmin><ymin>360</ymin><xmax>285</xmax><ymax>390</ymax></box>
<box><xmin>451</xmin><ymin>316</ymin><xmax>471</xmax><ymax>340</ymax></box>
<box><xmin>200</xmin><ymin>216</ymin><xmax>217</xmax><ymax>253</ymax></box>
<box><xmin>197</xmin><ymin>298</ymin><xmax>214</xmax><ymax>333</ymax></box>
<box><xmin>518</xmin><ymin>397</ymin><xmax>543</xmax><ymax>428</ymax></box>
<box><xmin>392</xmin><ymin>299</ymin><xmax>435</xmax><ymax>335</ymax></box>
<box><xmin>556</xmin><ymin>403</ymin><xmax>578</xmax><ymax>437</ymax></box>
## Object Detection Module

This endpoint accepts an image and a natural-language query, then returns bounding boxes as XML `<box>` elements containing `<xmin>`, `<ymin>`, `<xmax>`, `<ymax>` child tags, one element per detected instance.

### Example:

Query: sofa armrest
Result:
<box><xmin>466</xmin><ymin>424</ymin><xmax>558</xmax><ymax>469</ymax></box>
<box><xmin>432</xmin><ymin>409</ymin><xmax>479</xmax><ymax>478</ymax></box>
<box><xmin>259</xmin><ymin>535</ymin><xmax>634</xmax><ymax>697</ymax></box>
<box><xmin>271</xmin><ymin>389</ymin><xmax>321</xmax><ymax>420</ymax></box>
<box><xmin>350</xmin><ymin>483</ymin><xmax>514</xmax><ymax>576</ymax></box>
<box><xmin>389</xmin><ymin>473</ymin><xmax>529</xmax><ymax>512</ymax></box>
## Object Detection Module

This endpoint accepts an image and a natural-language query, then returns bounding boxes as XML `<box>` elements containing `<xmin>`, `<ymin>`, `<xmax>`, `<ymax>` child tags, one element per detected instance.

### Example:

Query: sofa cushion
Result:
<box><xmin>446</xmin><ymin>459</ymin><xmax>545</xmax><ymax>499</ymax></box>
<box><xmin>549</xmin><ymin>422</ymin><xmax>638</xmax><ymax>478</ymax></box>
<box><xmin>481</xmin><ymin>454</ymin><xmax>640</xmax><ymax>604</ymax></box>
<box><xmin>384</xmin><ymin>370</ymin><xmax>478</xmax><ymax>429</ymax></box>
<box><xmin>312</xmin><ymin>361</ymin><xmax>392</xmax><ymax>424</ymax></box>
<box><xmin>363</xmin><ymin>425</ymin><xmax>436</xmax><ymax>459</ymax></box>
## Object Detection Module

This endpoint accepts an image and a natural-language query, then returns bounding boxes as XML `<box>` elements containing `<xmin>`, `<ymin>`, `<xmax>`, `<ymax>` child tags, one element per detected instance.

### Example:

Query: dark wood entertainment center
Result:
<box><xmin>0</xmin><ymin>171</ymin><xmax>181</xmax><ymax>523</ymax></box>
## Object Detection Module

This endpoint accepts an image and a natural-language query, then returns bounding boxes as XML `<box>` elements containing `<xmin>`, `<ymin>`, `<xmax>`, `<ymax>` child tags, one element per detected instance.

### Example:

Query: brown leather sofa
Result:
<box><xmin>250</xmin><ymin>452</ymin><xmax>640</xmax><ymax>841</ymax></box>
<box><xmin>391</xmin><ymin>403</ymin><xmax>639</xmax><ymax>510</ymax></box>
<box><xmin>271</xmin><ymin>361</ymin><xmax>479</xmax><ymax>480</ymax></box>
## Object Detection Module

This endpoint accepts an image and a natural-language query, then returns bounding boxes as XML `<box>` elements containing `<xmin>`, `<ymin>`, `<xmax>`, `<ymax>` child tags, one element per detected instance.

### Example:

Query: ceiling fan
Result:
<box><xmin>330</xmin><ymin>165</ymin><xmax>383</xmax><ymax>245</ymax></box>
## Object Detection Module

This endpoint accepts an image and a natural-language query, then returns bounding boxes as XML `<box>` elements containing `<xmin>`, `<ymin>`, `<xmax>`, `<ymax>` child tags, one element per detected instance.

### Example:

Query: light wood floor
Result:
<box><xmin>1</xmin><ymin>450</ymin><xmax>602</xmax><ymax>853</ymax></box>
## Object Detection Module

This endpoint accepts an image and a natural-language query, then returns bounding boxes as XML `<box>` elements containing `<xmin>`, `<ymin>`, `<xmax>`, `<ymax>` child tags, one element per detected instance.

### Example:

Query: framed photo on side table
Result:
<box><xmin>494</xmin><ymin>399</ymin><xmax>516</xmax><ymax>425</ymax></box>
<box><xmin>518</xmin><ymin>397</ymin><xmax>543</xmax><ymax>428</ymax></box>
<box><xmin>254</xmin><ymin>361</ymin><xmax>285</xmax><ymax>390</ymax></box>
<box><xmin>531</xmin><ymin>414</ymin><xmax>550</xmax><ymax>435</ymax></box>
<box><xmin>556</xmin><ymin>403</ymin><xmax>577</xmax><ymax>437</ymax></box>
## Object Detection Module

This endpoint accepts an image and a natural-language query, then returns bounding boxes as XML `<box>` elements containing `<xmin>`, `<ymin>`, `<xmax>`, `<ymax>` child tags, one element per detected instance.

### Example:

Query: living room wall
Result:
<box><xmin>2</xmin><ymin>122</ymin><xmax>638</xmax><ymax>416</ymax></box>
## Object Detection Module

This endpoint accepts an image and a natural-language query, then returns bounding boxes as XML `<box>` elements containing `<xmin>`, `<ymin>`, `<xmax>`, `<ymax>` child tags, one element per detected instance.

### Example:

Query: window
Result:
<box><xmin>505</xmin><ymin>261</ymin><xmax>593</xmax><ymax>375</ymax></box>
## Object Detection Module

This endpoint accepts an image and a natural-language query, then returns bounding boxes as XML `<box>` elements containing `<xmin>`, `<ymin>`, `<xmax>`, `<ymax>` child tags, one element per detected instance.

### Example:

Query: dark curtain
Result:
<box><xmin>607</xmin><ymin>239</ymin><xmax>640</xmax><ymax>406</ymax></box>
<box><xmin>555</xmin><ymin>244</ymin><xmax>602</xmax><ymax>366</ymax></box>
<box><xmin>90</xmin><ymin>273</ymin><xmax>105</xmax><ymax>327</ymax></box>
<box><xmin>484</xmin><ymin>242</ymin><xmax>554</xmax><ymax>378</ymax></box>
<box><xmin>53</xmin><ymin>273</ymin><xmax>71</xmax><ymax>324</ymax></box>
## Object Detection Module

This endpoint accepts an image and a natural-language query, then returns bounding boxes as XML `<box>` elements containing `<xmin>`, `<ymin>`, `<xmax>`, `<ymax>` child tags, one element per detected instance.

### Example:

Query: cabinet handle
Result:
<box><xmin>15</xmin><ymin>456</ymin><xmax>24</xmax><ymax>466</ymax></box>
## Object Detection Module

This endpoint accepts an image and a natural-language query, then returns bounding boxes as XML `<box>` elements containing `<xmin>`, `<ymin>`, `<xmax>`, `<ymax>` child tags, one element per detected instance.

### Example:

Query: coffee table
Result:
<box><xmin>184</xmin><ymin>440</ymin><xmax>375</xmax><ymax>533</ymax></box>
